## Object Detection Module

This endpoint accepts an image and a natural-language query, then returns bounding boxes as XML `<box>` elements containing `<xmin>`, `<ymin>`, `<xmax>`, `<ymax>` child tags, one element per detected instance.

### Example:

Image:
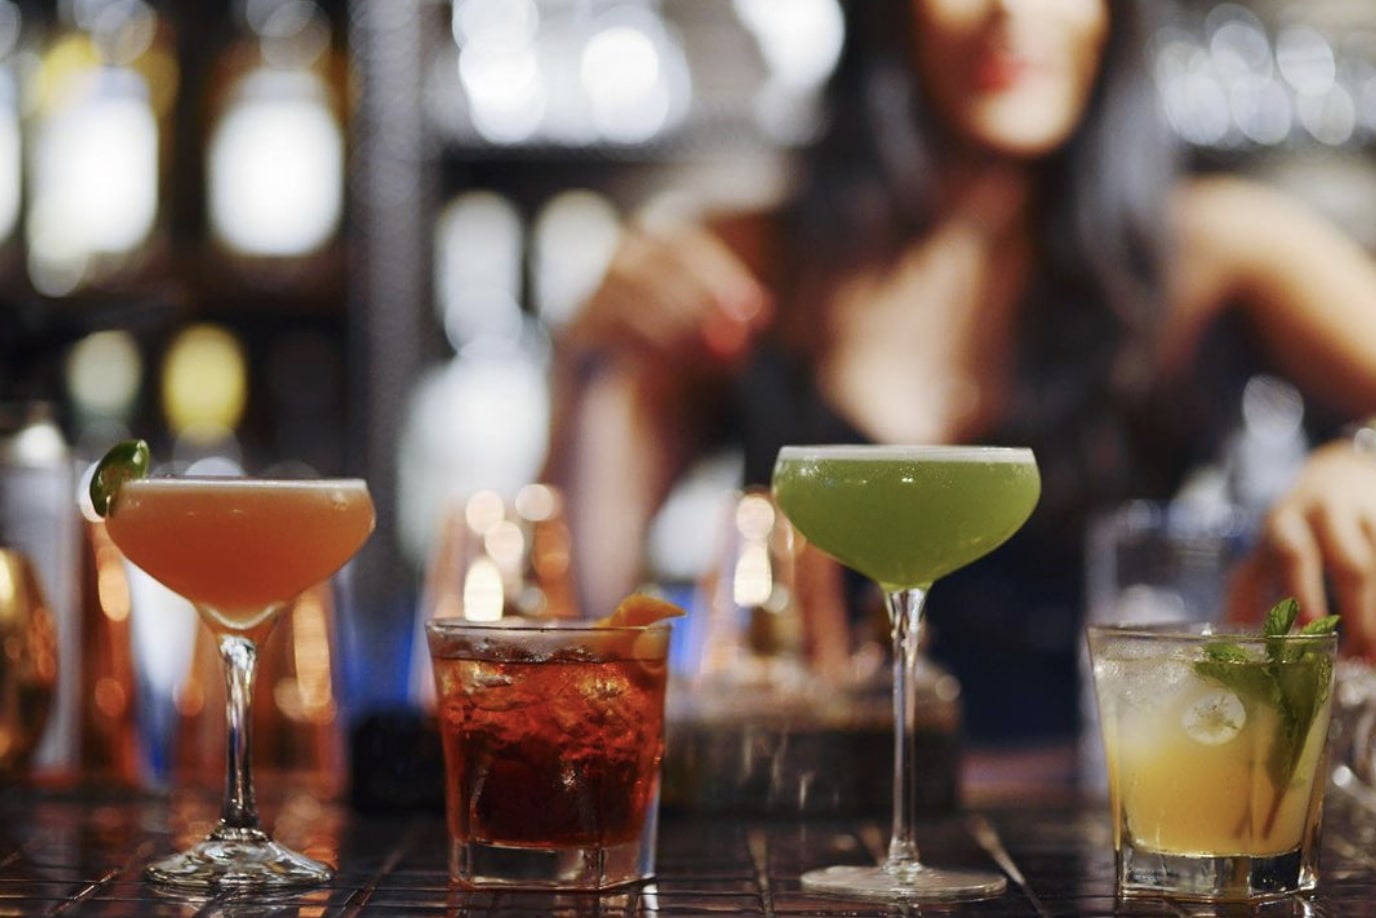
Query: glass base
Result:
<box><xmin>801</xmin><ymin>863</ymin><xmax>1008</xmax><ymax>901</ymax></box>
<box><xmin>1119</xmin><ymin>843</ymin><xmax>1312</xmax><ymax>901</ymax></box>
<box><xmin>452</xmin><ymin>836</ymin><xmax>653</xmax><ymax>891</ymax></box>
<box><xmin>145</xmin><ymin>826</ymin><xmax>333</xmax><ymax>891</ymax></box>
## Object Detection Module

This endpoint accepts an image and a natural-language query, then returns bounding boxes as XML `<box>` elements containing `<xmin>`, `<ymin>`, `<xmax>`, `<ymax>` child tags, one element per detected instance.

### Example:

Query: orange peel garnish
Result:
<box><xmin>595</xmin><ymin>592</ymin><xmax>685</xmax><ymax>628</ymax></box>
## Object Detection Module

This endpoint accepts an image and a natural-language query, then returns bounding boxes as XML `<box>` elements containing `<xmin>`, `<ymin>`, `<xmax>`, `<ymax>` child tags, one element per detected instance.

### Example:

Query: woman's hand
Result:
<box><xmin>562</xmin><ymin>219</ymin><xmax>773</xmax><ymax>371</ymax></box>
<box><xmin>1227</xmin><ymin>439</ymin><xmax>1376</xmax><ymax>659</ymax></box>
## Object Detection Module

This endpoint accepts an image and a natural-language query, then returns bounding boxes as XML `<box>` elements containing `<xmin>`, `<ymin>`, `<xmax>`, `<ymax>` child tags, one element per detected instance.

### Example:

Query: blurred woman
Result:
<box><xmin>544</xmin><ymin>0</ymin><xmax>1376</xmax><ymax>744</ymax></box>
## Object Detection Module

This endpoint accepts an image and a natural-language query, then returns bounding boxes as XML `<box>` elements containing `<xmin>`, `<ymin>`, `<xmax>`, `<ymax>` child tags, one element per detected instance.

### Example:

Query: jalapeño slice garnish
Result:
<box><xmin>89</xmin><ymin>439</ymin><xmax>150</xmax><ymax>518</ymax></box>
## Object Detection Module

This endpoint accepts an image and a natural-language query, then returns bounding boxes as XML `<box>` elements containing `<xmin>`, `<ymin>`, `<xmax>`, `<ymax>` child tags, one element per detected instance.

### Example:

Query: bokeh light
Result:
<box><xmin>531</xmin><ymin>189</ymin><xmax>621</xmax><ymax>331</ymax></box>
<box><xmin>65</xmin><ymin>330</ymin><xmax>142</xmax><ymax>424</ymax></box>
<box><xmin>161</xmin><ymin>323</ymin><xmax>249</xmax><ymax>438</ymax></box>
<box><xmin>208</xmin><ymin>69</ymin><xmax>343</xmax><ymax>257</ymax></box>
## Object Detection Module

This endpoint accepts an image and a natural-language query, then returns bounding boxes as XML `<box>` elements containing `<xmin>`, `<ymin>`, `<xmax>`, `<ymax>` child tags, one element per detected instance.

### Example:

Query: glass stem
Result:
<box><xmin>885</xmin><ymin>586</ymin><xmax>928</xmax><ymax>872</ymax></box>
<box><xmin>217</xmin><ymin>634</ymin><xmax>262</xmax><ymax>835</ymax></box>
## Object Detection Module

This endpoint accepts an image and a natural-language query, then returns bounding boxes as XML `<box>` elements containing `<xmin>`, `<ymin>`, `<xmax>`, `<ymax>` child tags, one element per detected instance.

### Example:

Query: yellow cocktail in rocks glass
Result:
<box><xmin>95</xmin><ymin>445</ymin><xmax>374</xmax><ymax>890</ymax></box>
<box><xmin>1088</xmin><ymin>607</ymin><xmax>1338</xmax><ymax>901</ymax></box>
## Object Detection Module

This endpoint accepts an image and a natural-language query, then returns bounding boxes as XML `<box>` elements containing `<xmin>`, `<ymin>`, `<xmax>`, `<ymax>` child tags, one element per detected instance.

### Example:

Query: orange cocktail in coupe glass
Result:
<box><xmin>98</xmin><ymin>453</ymin><xmax>374</xmax><ymax>891</ymax></box>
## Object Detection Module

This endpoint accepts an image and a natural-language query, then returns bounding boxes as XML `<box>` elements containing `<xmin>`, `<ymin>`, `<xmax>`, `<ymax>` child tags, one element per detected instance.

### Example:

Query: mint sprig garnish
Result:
<box><xmin>1193</xmin><ymin>597</ymin><xmax>1339</xmax><ymax>838</ymax></box>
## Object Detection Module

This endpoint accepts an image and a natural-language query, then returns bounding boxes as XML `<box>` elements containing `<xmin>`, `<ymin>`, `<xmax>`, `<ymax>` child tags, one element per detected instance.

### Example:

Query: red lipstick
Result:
<box><xmin>972</xmin><ymin>49</ymin><xmax>1031</xmax><ymax>92</ymax></box>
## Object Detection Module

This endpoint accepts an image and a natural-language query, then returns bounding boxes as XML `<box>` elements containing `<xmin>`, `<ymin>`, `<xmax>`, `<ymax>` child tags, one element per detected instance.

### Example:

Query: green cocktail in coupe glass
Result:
<box><xmin>772</xmin><ymin>445</ymin><xmax>1040</xmax><ymax>901</ymax></box>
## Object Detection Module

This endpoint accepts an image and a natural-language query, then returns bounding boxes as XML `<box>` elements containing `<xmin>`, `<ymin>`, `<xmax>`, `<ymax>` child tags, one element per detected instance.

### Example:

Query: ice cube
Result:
<box><xmin>544</xmin><ymin>667</ymin><xmax>641</xmax><ymax>743</ymax></box>
<box><xmin>465</xmin><ymin>662</ymin><xmax>528</xmax><ymax>711</ymax></box>
<box><xmin>1099</xmin><ymin>652</ymin><xmax>1192</xmax><ymax>714</ymax></box>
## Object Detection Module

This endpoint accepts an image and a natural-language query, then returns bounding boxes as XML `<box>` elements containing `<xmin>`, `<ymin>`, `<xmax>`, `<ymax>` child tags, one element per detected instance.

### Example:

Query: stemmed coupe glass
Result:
<box><xmin>772</xmin><ymin>444</ymin><xmax>1039</xmax><ymax>900</ymax></box>
<box><xmin>95</xmin><ymin>444</ymin><xmax>375</xmax><ymax>890</ymax></box>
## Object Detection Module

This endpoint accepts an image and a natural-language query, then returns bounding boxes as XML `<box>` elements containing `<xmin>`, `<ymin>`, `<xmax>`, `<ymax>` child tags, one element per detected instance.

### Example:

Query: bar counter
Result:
<box><xmin>3</xmin><ymin>775</ymin><xmax>1375</xmax><ymax>917</ymax></box>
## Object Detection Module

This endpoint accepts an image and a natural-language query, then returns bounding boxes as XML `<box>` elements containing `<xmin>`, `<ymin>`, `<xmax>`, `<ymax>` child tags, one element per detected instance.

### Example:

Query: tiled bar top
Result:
<box><xmin>2</xmin><ymin>779</ymin><xmax>1375</xmax><ymax>916</ymax></box>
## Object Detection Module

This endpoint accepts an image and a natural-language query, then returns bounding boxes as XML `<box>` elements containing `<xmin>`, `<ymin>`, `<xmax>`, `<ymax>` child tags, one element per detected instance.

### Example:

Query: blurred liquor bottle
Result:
<box><xmin>397</xmin><ymin>192</ymin><xmax>552</xmax><ymax>578</ymax></box>
<box><xmin>0</xmin><ymin>548</ymin><xmax>58</xmax><ymax>778</ymax></box>
<box><xmin>0</xmin><ymin>403</ymin><xmax>80</xmax><ymax>774</ymax></box>
<box><xmin>26</xmin><ymin>0</ymin><xmax>178</xmax><ymax>299</ymax></box>
<box><xmin>77</xmin><ymin>519</ymin><xmax>142</xmax><ymax>783</ymax></box>
<box><xmin>202</xmin><ymin>0</ymin><xmax>346</xmax><ymax>297</ymax></box>
<box><xmin>0</xmin><ymin>0</ymin><xmax>26</xmax><ymax>288</ymax></box>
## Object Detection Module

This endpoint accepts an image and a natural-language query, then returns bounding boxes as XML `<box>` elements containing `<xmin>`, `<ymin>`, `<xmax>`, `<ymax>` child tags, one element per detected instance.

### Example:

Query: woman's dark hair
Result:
<box><xmin>778</xmin><ymin>0</ymin><xmax>1186</xmax><ymax>503</ymax></box>
<box><xmin>787</xmin><ymin>0</ymin><xmax>1177</xmax><ymax>329</ymax></box>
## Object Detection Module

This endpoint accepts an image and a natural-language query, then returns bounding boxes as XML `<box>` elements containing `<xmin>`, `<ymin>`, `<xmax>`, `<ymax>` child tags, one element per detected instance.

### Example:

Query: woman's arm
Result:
<box><xmin>1172</xmin><ymin>174</ymin><xmax>1376</xmax><ymax>656</ymax></box>
<box><xmin>1170</xmin><ymin>174</ymin><xmax>1376</xmax><ymax>414</ymax></box>
<box><xmin>541</xmin><ymin>216</ymin><xmax>774</xmax><ymax>615</ymax></box>
<box><xmin>545</xmin><ymin>354</ymin><xmax>715</xmax><ymax>616</ymax></box>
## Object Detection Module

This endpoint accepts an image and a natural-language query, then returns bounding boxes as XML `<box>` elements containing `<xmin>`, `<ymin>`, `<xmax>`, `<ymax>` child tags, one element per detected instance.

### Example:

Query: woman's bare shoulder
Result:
<box><xmin>1175</xmin><ymin>173</ymin><xmax>1294</xmax><ymax>254</ymax></box>
<box><xmin>1169</xmin><ymin>172</ymin><xmax>1374</xmax><ymax>312</ymax></box>
<box><xmin>1165</xmin><ymin>171</ymin><xmax>1376</xmax><ymax>411</ymax></box>
<box><xmin>1162</xmin><ymin>172</ymin><xmax>1376</xmax><ymax>373</ymax></box>
<box><xmin>1171</xmin><ymin>172</ymin><xmax>1363</xmax><ymax>279</ymax></box>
